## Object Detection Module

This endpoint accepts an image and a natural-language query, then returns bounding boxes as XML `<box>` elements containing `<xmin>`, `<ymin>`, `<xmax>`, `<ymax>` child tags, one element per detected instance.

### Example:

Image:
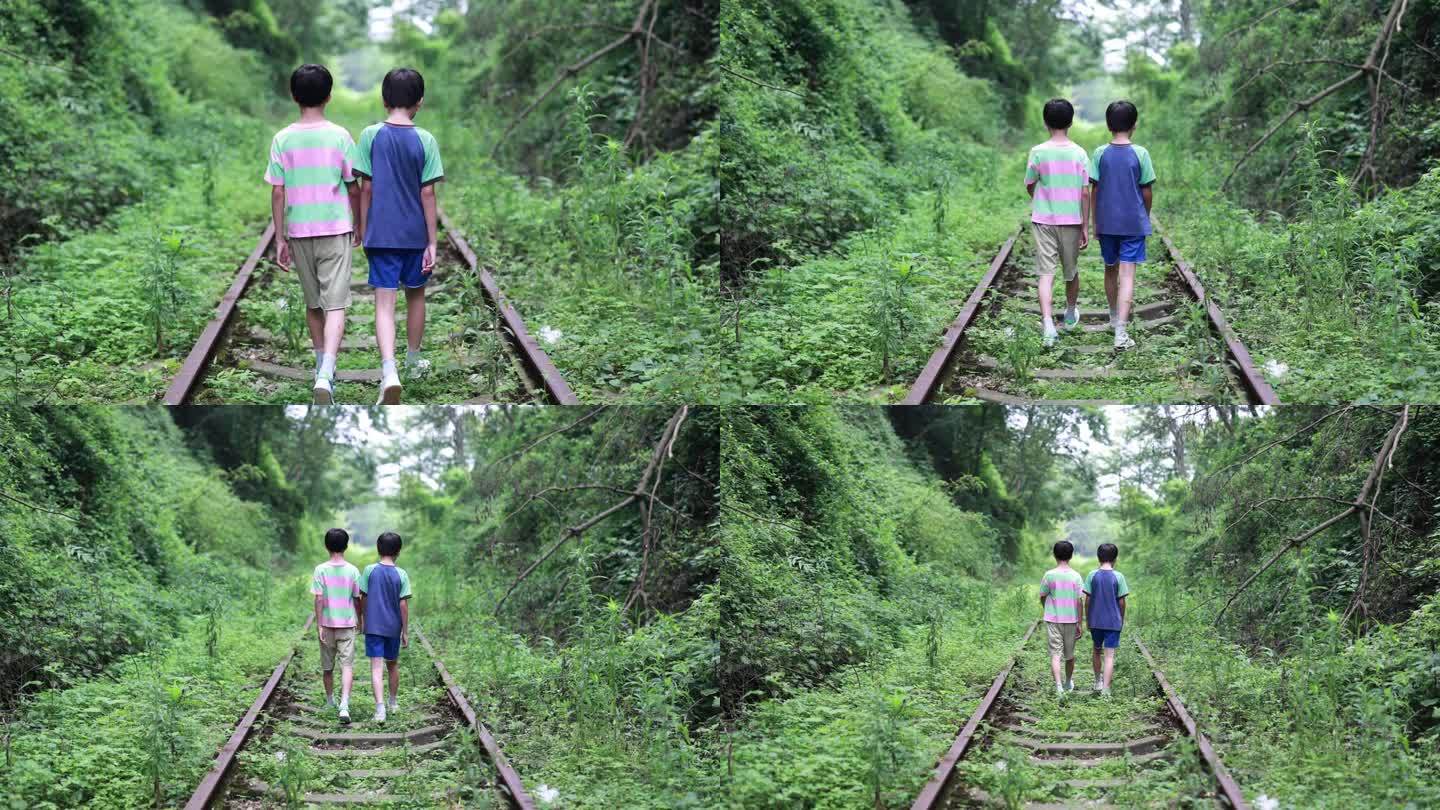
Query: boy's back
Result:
<box><xmin>1025</xmin><ymin>140</ymin><xmax>1090</xmax><ymax>226</ymax></box>
<box><xmin>1084</xmin><ymin>567</ymin><xmax>1130</xmax><ymax>629</ymax></box>
<box><xmin>354</xmin><ymin>123</ymin><xmax>443</xmax><ymax>249</ymax></box>
<box><xmin>361</xmin><ymin>561</ymin><xmax>412</xmax><ymax>636</ymax></box>
<box><xmin>1041</xmin><ymin>565</ymin><xmax>1084</xmax><ymax>622</ymax></box>
<box><xmin>1090</xmin><ymin>143</ymin><xmax>1155</xmax><ymax>236</ymax></box>
<box><xmin>266</xmin><ymin>121</ymin><xmax>357</xmax><ymax>238</ymax></box>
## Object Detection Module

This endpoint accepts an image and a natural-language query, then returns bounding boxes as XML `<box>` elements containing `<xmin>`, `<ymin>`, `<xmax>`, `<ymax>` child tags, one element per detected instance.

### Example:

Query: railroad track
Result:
<box><xmin>163</xmin><ymin>209</ymin><xmax>578</xmax><ymax>405</ymax></box>
<box><xmin>911</xmin><ymin>621</ymin><xmax>1247</xmax><ymax>810</ymax></box>
<box><xmin>184</xmin><ymin>617</ymin><xmax>534</xmax><ymax>809</ymax></box>
<box><xmin>904</xmin><ymin>216</ymin><xmax>1278</xmax><ymax>406</ymax></box>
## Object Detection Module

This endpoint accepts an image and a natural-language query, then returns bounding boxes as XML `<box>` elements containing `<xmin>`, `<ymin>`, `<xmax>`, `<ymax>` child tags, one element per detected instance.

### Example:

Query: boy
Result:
<box><xmin>1024</xmin><ymin>98</ymin><xmax>1090</xmax><ymax>348</ymax></box>
<box><xmin>1039</xmin><ymin>540</ymin><xmax>1085</xmax><ymax>696</ymax></box>
<box><xmin>310</xmin><ymin>528</ymin><xmax>362</xmax><ymax>724</ymax></box>
<box><xmin>1089</xmin><ymin>100</ymin><xmax>1156</xmax><ymax>350</ymax></box>
<box><xmin>359</xmin><ymin>531</ymin><xmax>412</xmax><ymax>723</ymax></box>
<box><xmin>265</xmin><ymin>64</ymin><xmax>361</xmax><ymax>404</ymax></box>
<box><xmin>1084</xmin><ymin>542</ymin><xmax>1130</xmax><ymax>697</ymax></box>
<box><xmin>353</xmin><ymin>67</ymin><xmax>445</xmax><ymax>404</ymax></box>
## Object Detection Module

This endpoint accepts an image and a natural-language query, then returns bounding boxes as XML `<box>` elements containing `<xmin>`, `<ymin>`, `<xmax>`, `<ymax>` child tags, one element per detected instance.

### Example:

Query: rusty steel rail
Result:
<box><xmin>911</xmin><ymin>620</ymin><xmax>1038</xmax><ymax>810</ymax></box>
<box><xmin>1152</xmin><ymin>217</ymin><xmax>1278</xmax><ymax>405</ymax></box>
<box><xmin>163</xmin><ymin>222</ymin><xmax>275</xmax><ymax>405</ymax></box>
<box><xmin>415</xmin><ymin>626</ymin><xmax>535</xmax><ymax>809</ymax></box>
<box><xmin>162</xmin><ymin>208</ymin><xmax>577</xmax><ymax>404</ymax></box>
<box><xmin>1136</xmin><ymin>636</ymin><xmax>1249</xmax><ymax>810</ymax></box>
<box><xmin>902</xmin><ymin>227</ymin><xmax>1021</xmax><ymax>405</ymax></box>
<box><xmin>438</xmin><ymin>210</ymin><xmax>578</xmax><ymax>405</ymax></box>
<box><xmin>183</xmin><ymin>614</ymin><xmax>312</xmax><ymax>810</ymax></box>
<box><xmin>902</xmin><ymin>217</ymin><xmax>1278</xmax><ymax>405</ymax></box>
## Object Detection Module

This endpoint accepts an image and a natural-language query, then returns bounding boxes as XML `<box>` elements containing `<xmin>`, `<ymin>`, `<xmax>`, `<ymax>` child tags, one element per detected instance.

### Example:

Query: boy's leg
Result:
<box><xmin>1032</xmin><ymin>225</ymin><xmax>1059</xmax><ymax>343</ymax></box>
<box><xmin>374</xmin><ymin>289</ymin><xmax>398</xmax><ymax>363</ymax></box>
<box><xmin>1063</xmin><ymin>624</ymin><xmax>1076</xmax><ymax>685</ymax></box>
<box><xmin>322</xmin><ymin>668</ymin><xmax>334</xmax><ymax>702</ymax></box>
<box><xmin>1046</xmin><ymin>623</ymin><xmax>1064</xmax><ymax>687</ymax></box>
<box><xmin>1102</xmin><ymin>647</ymin><xmax>1117</xmax><ymax>689</ymax></box>
<box><xmin>404</xmin><ymin>286</ymin><xmax>426</xmax><ymax>355</ymax></box>
<box><xmin>1103</xmin><ymin>264</ymin><xmax>1119</xmax><ymax>320</ymax></box>
<box><xmin>1115</xmin><ymin>262</ymin><xmax>1137</xmax><ymax>325</ymax></box>
<box><xmin>387</xmin><ymin>658</ymin><xmax>400</xmax><ymax>702</ymax></box>
<box><xmin>306</xmin><ymin>307</ymin><xmax>326</xmax><ymax>356</ymax></box>
<box><xmin>370</xmin><ymin>655</ymin><xmax>386</xmax><ymax>706</ymax></box>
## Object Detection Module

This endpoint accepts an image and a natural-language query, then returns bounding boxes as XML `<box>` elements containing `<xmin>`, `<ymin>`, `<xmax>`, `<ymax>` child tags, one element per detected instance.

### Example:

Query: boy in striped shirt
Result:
<box><xmin>1024</xmin><ymin>98</ymin><xmax>1091</xmax><ymax>348</ymax></box>
<box><xmin>310</xmin><ymin>528</ymin><xmax>363</xmax><ymax>723</ymax></box>
<box><xmin>1040</xmin><ymin>540</ymin><xmax>1085</xmax><ymax>696</ymax></box>
<box><xmin>265</xmin><ymin>63</ymin><xmax>361</xmax><ymax>404</ymax></box>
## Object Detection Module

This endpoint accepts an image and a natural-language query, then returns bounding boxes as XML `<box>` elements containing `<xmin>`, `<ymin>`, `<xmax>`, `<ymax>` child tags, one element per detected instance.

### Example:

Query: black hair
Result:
<box><xmin>1105</xmin><ymin>100</ymin><xmax>1138</xmax><ymax>133</ymax></box>
<box><xmin>291</xmin><ymin>64</ymin><xmax>333</xmax><ymax>108</ymax></box>
<box><xmin>381</xmin><ymin>68</ymin><xmax>425</xmax><ymax>109</ymax></box>
<box><xmin>1042</xmin><ymin>98</ymin><xmax>1074</xmax><ymax>130</ymax></box>
<box><xmin>1097</xmin><ymin>543</ymin><xmax>1119</xmax><ymax>563</ymax></box>
<box><xmin>324</xmin><ymin>527</ymin><xmax>349</xmax><ymax>553</ymax></box>
<box><xmin>377</xmin><ymin>531</ymin><xmax>403</xmax><ymax>558</ymax></box>
<box><xmin>1053</xmin><ymin>540</ymin><xmax>1074</xmax><ymax>561</ymax></box>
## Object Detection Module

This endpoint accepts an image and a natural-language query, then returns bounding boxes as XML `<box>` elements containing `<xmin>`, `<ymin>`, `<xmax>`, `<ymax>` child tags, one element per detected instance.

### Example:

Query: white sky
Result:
<box><xmin>1064</xmin><ymin>0</ymin><xmax>1182</xmax><ymax>72</ymax></box>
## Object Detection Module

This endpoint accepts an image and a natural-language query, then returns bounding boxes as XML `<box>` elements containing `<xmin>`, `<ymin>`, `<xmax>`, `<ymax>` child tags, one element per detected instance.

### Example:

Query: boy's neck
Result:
<box><xmin>1110</xmin><ymin>130</ymin><xmax>1133</xmax><ymax>144</ymax></box>
<box><xmin>297</xmin><ymin>106</ymin><xmax>328</xmax><ymax>124</ymax></box>
<box><xmin>379</xmin><ymin>556</ymin><xmax>397</xmax><ymax>565</ymax></box>
<box><xmin>1054</xmin><ymin>561</ymin><xmax>1072</xmax><ymax>570</ymax></box>
<box><xmin>1046</xmin><ymin>129</ymin><xmax>1071</xmax><ymax>144</ymax></box>
<box><xmin>328</xmin><ymin>552</ymin><xmax>346</xmax><ymax>563</ymax></box>
<box><xmin>1100</xmin><ymin>562</ymin><xmax>1115</xmax><ymax>569</ymax></box>
<box><xmin>384</xmin><ymin>107</ymin><xmax>417</xmax><ymax>125</ymax></box>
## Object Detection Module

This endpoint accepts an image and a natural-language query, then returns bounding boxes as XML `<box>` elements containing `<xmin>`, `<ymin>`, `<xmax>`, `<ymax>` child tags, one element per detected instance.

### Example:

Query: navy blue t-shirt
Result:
<box><xmin>353</xmin><ymin>122</ymin><xmax>445</xmax><ymax>250</ymax></box>
<box><xmin>1090</xmin><ymin>143</ymin><xmax>1156</xmax><ymax>237</ymax></box>
<box><xmin>360</xmin><ymin>562</ymin><xmax>412</xmax><ymax>638</ymax></box>
<box><xmin>1084</xmin><ymin>567</ymin><xmax>1130</xmax><ymax>631</ymax></box>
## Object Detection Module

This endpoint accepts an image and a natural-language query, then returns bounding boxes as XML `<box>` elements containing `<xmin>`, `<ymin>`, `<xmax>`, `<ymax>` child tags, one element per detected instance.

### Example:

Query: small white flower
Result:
<box><xmin>536</xmin><ymin>784</ymin><xmax>560</xmax><ymax>804</ymax></box>
<box><xmin>994</xmin><ymin>760</ymin><xmax>1008</xmax><ymax>772</ymax></box>
<box><xmin>1255</xmin><ymin>795</ymin><xmax>1279</xmax><ymax>810</ymax></box>
<box><xmin>275</xmin><ymin>751</ymin><xmax>287</xmax><ymax>762</ymax></box>
<box><xmin>277</xmin><ymin>299</ymin><xmax>289</xmax><ymax>310</ymax></box>
<box><xmin>539</xmin><ymin>326</ymin><xmax>563</xmax><ymax>346</ymax></box>
<box><xmin>1264</xmin><ymin>360</ymin><xmax>1288</xmax><ymax>379</ymax></box>
<box><xmin>1003</xmin><ymin>327</ymin><xmax>1015</xmax><ymax>339</ymax></box>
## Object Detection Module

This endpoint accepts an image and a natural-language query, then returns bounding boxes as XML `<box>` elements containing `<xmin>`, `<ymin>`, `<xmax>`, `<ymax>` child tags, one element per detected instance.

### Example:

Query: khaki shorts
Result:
<box><xmin>289</xmin><ymin>234</ymin><xmax>353</xmax><ymax>311</ymax></box>
<box><xmin>1032</xmin><ymin>223</ymin><xmax>1082</xmax><ymax>282</ymax></box>
<box><xmin>318</xmin><ymin>626</ymin><xmax>357</xmax><ymax>671</ymax></box>
<box><xmin>1045</xmin><ymin>621</ymin><xmax>1080</xmax><ymax>661</ymax></box>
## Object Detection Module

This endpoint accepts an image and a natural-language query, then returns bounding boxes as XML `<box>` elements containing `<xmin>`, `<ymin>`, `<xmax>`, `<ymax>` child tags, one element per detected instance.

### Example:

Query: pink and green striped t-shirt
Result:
<box><xmin>264</xmin><ymin>121</ymin><xmax>356</xmax><ymax>239</ymax></box>
<box><xmin>310</xmin><ymin>559</ymin><xmax>361</xmax><ymax>628</ymax></box>
<box><xmin>1040</xmin><ymin>566</ymin><xmax>1085</xmax><ymax>623</ymax></box>
<box><xmin>1024</xmin><ymin>141</ymin><xmax>1089</xmax><ymax>226</ymax></box>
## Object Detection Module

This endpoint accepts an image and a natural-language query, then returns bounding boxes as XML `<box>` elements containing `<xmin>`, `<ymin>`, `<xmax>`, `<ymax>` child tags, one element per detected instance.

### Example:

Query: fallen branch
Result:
<box><xmin>491</xmin><ymin>0</ymin><xmax>656</xmax><ymax>157</ymax></box>
<box><xmin>717</xmin><ymin>64</ymin><xmax>806</xmax><ymax>98</ymax></box>
<box><xmin>494</xmin><ymin>406</ymin><xmax>687</xmax><ymax>614</ymax></box>
<box><xmin>0</xmin><ymin>490</ymin><xmax>80</xmax><ymax>522</ymax></box>
<box><xmin>486</xmin><ymin>406</ymin><xmax>606</xmax><ymax>470</ymax></box>
<box><xmin>1215</xmin><ymin>406</ymin><xmax>1410</xmax><ymax>624</ymax></box>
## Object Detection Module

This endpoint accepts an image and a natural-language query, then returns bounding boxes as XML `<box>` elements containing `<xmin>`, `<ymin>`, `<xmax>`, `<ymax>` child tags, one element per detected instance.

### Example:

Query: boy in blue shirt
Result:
<box><xmin>358</xmin><ymin>531</ymin><xmax>413</xmax><ymax>724</ymax></box>
<box><xmin>353</xmin><ymin>68</ymin><xmax>445</xmax><ymax>404</ymax></box>
<box><xmin>1083</xmin><ymin>542</ymin><xmax>1130</xmax><ymax>697</ymax></box>
<box><xmin>1089</xmin><ymin>100</ymin><xmax>1156</xmax><ymax>350</ymax></box>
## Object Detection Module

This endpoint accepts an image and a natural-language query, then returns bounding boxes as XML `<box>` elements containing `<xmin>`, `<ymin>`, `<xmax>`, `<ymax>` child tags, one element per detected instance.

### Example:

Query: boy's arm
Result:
<box><xmin>1080</xmin><ymin>186</ymin><xmax>1090</xmax><ymax>249</ymax></box>
<box><xmin>420</xmin><ymin>184</ymin><xmax>438</xmax><ymax>273</ymax></box>
<box><xmin>348</xmin><ymin>180</ymin><xmax>363</xmax><ymax>247</ymax></box>
<box><xmin>358</xmin><ymin>180</ymin><xmax>371</xmax><ymax>246</ymax></box>
<box><xmin>1118</xmin><ymin>595</ymin><xmax>1126</xmax><ymax>622</ymax></box>
<box><xmin>400</xmin><ymin>599</ymin><xmax>409</xmax><ymax>647</ymax></box>
<box><xmin>313</xmin><ymin>594</ymin><xmax>324</xmax><ymax>640</ymax></box>
<box><xmin>1140</xmin><ymin>185</ymin><xmax>1153</xmax><ymax>215</ymax></box>
<box><xmin>271</xmin><ymin>186</ymin><xmax>290</xmax><ymax>270</ymax></box>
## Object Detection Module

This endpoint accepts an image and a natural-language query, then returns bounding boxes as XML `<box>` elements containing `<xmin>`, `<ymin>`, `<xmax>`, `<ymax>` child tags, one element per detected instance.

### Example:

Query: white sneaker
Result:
<box><xmin>403</xmin><ymin>357</ymin><xmax>432</xmax><ymax>381</ymax></box>
<box><xmin>324</xmin><ymin>695</ymin><xmax>336</xmax><ymax>710</ymax></box>
<box><xmin>1114</xmin><ymin>330</ymin><xmax>1135</xmax><ymax>350</ymax></box>
<box><xmin>1055</xmin><ymin>682</ymin><xmax>1066</xmax><ymax>697</ymax></box>
<box><xmin>387</xmin><ymin>696</ymin><xmax>398</xmax><ymax>713</ymax></box>
<box><xmin>1100</xmin><ymin>687</ymin><xmax>1112</xmax><ymax>698</ymax></box>
<box><xmin>338</xmin><ymin>702</ymin><xmax>350</xmax><ymax>724</ymax></box>
<box><xmin>1042</xmin><ymin>321</ymin><xmax>1058</xmax><ymax>348</ymax></box>
<box><xmin>1061</xmin><ymin>308</ymin><xmax>1080</xmax><ymax>330</ymax></box>
<box><xmin>1093</xmin><ymin>680</ymin><xmax>1105</xmax><ymax>692</ymax></box>
<box><xmin>1064</xmin><ymin>679</ymin><xmax>1074</xmax><ymax>692</ymax></box>
<box><xmin>374</xmin><ymin>703</ymin><xmax>387</xmax><ymax>724</ymax></box>
<box><xmin>313</xmin><ymin>374</ymin><xmax>333</xmax><ymax>404</ymax></box>
<box><xmin>377</xmin><ymin>370</ymin><xmax>402</xmax><ymax>405</ymax></box>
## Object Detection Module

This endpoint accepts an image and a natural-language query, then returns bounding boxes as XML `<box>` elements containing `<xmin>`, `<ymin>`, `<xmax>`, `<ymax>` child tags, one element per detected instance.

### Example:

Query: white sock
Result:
<box><xmin>406</xmin><ymin>349</ymin><xmax>422</xmax><ymax>364</ymax></box>
<box><xmin>319</xmin><ymin>353</ymin><xmax>336</xmax><ymax>380</ymax></box>
<box><xmin>314</xmin><ymin>350</ymin><xmax>324</xmax><ymax>370</ymax></box>
<box><xmin>382</xmin><ymin>359</ymin><xmax>398</xmax><ymax>378</ymax></box>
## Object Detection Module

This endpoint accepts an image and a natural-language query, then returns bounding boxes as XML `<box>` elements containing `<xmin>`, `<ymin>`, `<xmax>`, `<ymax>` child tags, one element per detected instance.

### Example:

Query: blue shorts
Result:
<box><xmin>1091</xmin><ymin>628</ymin><xmax>1122</xmax><ymax>649</ymax></box>
<box><xmin>1098</xmin><ymin>235</ymin><xmax>1147</xmax><ymax>265</ymax></box>
<box><xmin>364</xmin><ymin>633</ymin><xmax>401</xmax><ymax>661</ymax></box>
<box><xmin>367</xmin><ymin>248</ymin><xmax>428</xmax><ymax>289</ymax></box>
